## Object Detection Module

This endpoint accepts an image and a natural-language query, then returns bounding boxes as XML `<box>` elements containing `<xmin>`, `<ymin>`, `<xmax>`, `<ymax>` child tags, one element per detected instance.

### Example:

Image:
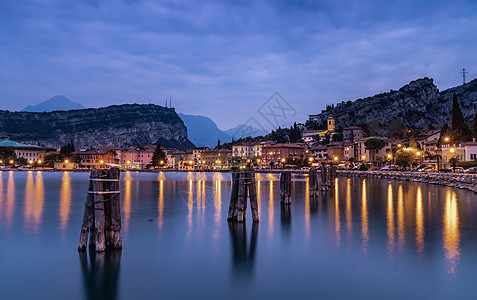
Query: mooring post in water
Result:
<box><xmin>78</xmin><ymin>168</ymin><xmax>122</xmax><ymax>252</ymax></box>
<box><xmin>308</xmin><ymin>168</ymin><xmax>319</xmax><ymax>198</ymax></box>
<box><xmin>321</xmin><ymin>165</ymin><xmax>328</xmax><ymax>191</ymax></box>
<box><xmin>227</xmin><ymin>168</ymin><xmax>259</xmax><ymax>222</ymax></box>
<box><xmin>280</xmin><ymin>171</ymin><xmax>292</xmax><ymax>204</ymax></box>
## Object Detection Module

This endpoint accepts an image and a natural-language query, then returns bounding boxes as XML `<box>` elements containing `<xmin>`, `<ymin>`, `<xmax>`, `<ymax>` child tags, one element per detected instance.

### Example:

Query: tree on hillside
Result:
<box><xmin>409</xmin><ymin>136</ymin><xmax>419</xmax><ymax>149</ymax></box>
<box><xmin>387</xmin><ymin>120</ymin><xmax>407</xmax><ymax>140</ymax></box>
<box><xmin>452</xmin><ymin>92</ymin><xmax>471</xmax><ymax>142</ymax></box>
<box><xmin>472</xmin><ymin>110</ymin><xmax>477</xmax><ymax>140</ymax></box>
<box><xmin>44</xmin><ymin>153</ymin><xmax>63</xmax><ymax>167</ymax></box>
<box><xmin>289</xmin><ymin>122</ymin><xmax>301</xmax><ymax>143</ymax></box>
<box><xmin>152</xmin><ymin>142</ymin><xmax>167</xmax><ymax>167</ymax></box>
<box><xmin>437</xmin><ymin>123</ymin><xmax>451</xmax><ymax>147</ymax></box>
<box><xmin>60</xmin><ymin>140</ymin><xmax>75</xmax><ymax>158</ymax></box>
<box><xmin>364</xmin><ymin>138</ymin><xmax>386</xmax><ymax>161</ymax></box>
<box><xmin>0</xmin><ymin>147</ymin><xmax>16</xmax><ymax>163</ymax></box>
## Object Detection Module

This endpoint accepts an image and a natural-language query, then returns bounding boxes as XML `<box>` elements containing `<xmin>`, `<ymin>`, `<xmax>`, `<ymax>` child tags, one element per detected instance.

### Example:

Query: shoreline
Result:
<box><xmin>3</xmin><ymin>168</ymin><xmax>476</xmax><ymax>193</ymax></box>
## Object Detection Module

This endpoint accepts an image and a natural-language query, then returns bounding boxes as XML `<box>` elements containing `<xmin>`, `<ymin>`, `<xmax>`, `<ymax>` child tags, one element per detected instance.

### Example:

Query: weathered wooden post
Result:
<box><xmin>79</xmin><ymin>168</ymin><xmax>122</xmax><ymax>252</ymax></box>
<box><xmin>280</xmin><ymin>171</ymin><xmax>291</xmax><ymax>204</ymax></box>
<box><xmin>227</xmin><ymin>168</ymin><xmax>239</xmax><ymax>221</ymax></box>
<box><xmin>308</xmin><ymin>168</ymin><xmax>319</xmax><ymax>198</ymax></box>
<box><xmin>228</xmin><ymin>167</ymin><xmax>259</xmax><ymax>222</ymax></box>
<box><xmin>321</xmin><ymin>165</ymin><xmax>329</xmax><ymax>191</ymax></box>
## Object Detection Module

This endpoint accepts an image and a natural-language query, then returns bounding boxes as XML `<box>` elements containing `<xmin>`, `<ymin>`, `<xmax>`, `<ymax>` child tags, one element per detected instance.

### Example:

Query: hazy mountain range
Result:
<box><xmin>22</xmin><ymin>95</ymin><xmax>84</xmax><ymax>112</ymax></box>
<box><xmin>178</xmin><ymin>113</ymin><xmax>268</xmax><ymax>148</ymax></box>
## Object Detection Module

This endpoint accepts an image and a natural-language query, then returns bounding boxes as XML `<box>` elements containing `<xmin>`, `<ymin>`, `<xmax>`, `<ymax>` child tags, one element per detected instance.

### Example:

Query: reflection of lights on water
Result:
<box><xmin>387</xmin><ymin>184</ymin><xmax>395</xmax><ymax>254</ymax></box>
<box><xmin>345</xmin><ymin>178</ymin><xmax>352</xmax><ymax>238</ymax></box>
<box><xmin>60</xmin><ymin>172</ymin><xmax>71</xmax><ymax>238</ymax></box>
<box><xmin>335</xmin><ymin>178</ymin><xmax>340</xmax><ymax>246</ymax></box>
<box><xmin>361</xmin><ymin>179</ymin><xmax>368</xmax><ymax>253</ymax></box>
<box><xmin>6</xmin><ymin>171</ymin><xmax>15</xmax><ymax>227</ymax></box>
<box><xmin>123</xmin><ymin>172</ymin><xmax>132</xmax><ymax>233</ymax></box>
<box><xmin>158</xmin><ymin>176</ymin><xmax>164</xmax><ymax>230</ymax></box>
<box><xmin>416</xmin><ymin>186</ymin><xmax>424</xmax><ymax>254</ymax></box>
<box><xmin>268</xmin><ymin>180</ymin><xmax>274</xmax><ymax>239</ymax></box>
<box><xmin>305</xmin><ymin>176</ymin><xmax>310</xmax><ymax>241</ymax></box>
<box><xmin>443</xmin><ymin>190</ymin><xmax>460</xmax><ymax>275</ymax></box>
<box><xmin>397</xmin><ymin>185</ymin><xmax>405</xmax><ymax>251</ymax></box>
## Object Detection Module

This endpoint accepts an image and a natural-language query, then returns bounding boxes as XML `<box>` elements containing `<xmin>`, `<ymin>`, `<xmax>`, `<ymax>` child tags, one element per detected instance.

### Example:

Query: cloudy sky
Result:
<box><xmin>0</xmin><ymin>0</ymin><xmax>476</xmax><ymax>130</ymax></box>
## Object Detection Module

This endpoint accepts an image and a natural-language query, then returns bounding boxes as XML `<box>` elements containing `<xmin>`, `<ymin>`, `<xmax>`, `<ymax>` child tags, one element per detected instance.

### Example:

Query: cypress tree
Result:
<box><xmin>152</xmin><ymin>142</ymin><xmax>166</xmax><ymax>166</ymax></box>
<box><xmin>451</xmin><ymin>92</ymin><xmax>471</xmax><ymax>141</ymax></box>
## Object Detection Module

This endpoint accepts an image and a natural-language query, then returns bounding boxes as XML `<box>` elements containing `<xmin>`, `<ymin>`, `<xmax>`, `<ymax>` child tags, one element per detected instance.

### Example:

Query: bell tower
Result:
<box><xmin>327</xmin><ymin>116</ymin><xmax>335</xmax><ymax>132</ymax></box>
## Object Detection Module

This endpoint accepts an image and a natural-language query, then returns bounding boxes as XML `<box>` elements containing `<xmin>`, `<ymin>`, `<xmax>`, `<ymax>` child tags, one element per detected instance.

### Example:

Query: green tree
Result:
<box><xmin>60</xmin><ymin>141</ymin><xmax>75</xmax><ymax>158</ymax></box>
<box><xmin>44</xmin><ymin>153</ymin><xmax>63</xmax><ymax>167</ymax></box>
<box><xmin>472</xmin><ymin>110</ymin><xmax>477</xmax><ymax>140</ymax></box>
<box><xmin>452</xmin><ymin>92</ymin><xmax>471</xmax><ymax>142</ymax></box>
<box><xmin>409</xmin><ymin>136</ymin><xmax>419</xmax><ymax>149</ymax></box>
<box><xmin>387</xmin><ymin>120</ymin><xmax>407</xmax><ymax>140</ymax></box>
<box><xmin>364</xmin><ymin>138</ymin><xmax>386</xmax><ymax>161</ymax></box>
<box><xmin>0</xmin><ymin>147</ymin><xmax>16</xmax><ymax>163</ymax></box>
<box><xmin>152</xmin><ymin>142</ymin><xmax>167</xmax><ymax>167</ymax></box>
<box><xmin>15</xmin><ymin>157</ymin><xmax>28</xmax><ymax>166</ymax></box>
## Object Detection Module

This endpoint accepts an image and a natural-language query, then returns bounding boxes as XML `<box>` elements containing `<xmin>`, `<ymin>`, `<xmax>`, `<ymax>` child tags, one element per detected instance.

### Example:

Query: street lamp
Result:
<box><xmin>333</xmin><ymin>156</ymin><xmax>338</xmax><ymax>161</ymax></box>
<box><xmin>444</xmin><ymin>137</ymin><xmax>450</xmax><ymax>142</ymax></box>
<box><xmin>64</xmin><ymin>160</ymin><xmax>69</xmax><ymax>164</ymax></box>
<box><xmin>449</xmin><ymin>147</ymin><xmax>455</xmax><ymax>153</ymax></box>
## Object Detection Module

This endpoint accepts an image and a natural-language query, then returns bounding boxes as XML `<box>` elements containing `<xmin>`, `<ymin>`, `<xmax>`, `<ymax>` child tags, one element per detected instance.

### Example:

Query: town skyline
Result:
<box><xmin>1</xmin><ymin>0</ymin><xmax>476</xmax><ymax>129</ymax></box>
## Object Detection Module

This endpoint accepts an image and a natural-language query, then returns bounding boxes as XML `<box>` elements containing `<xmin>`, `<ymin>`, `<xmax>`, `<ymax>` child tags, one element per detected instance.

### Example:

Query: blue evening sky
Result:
<box><xmin>0</xmin><ymin>0</ymin><xmax>476</xmax><ymax>130</ymax></box>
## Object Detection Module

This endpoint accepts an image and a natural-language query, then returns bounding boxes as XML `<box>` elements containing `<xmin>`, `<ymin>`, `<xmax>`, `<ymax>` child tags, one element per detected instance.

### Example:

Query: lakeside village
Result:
<box><xmin>1</xmin><ymin>123</ymin><xmax>477</xmax><ymax>174</ymax></box>
<box><xmin>1</xmin><ymin>95</ymin><xmax>477</xmax><ymax>173</ymax></box>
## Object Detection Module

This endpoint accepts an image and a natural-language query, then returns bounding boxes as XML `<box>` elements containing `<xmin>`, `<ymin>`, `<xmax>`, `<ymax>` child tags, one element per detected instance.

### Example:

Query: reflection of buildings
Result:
<box><xmin>79</xmin><ymin>250</ymin><xmax>121</xmax><ymax>300</ymax></box>
<box><xmin>228</xmin><ymin>222</ymin><xmax>258</xmax><ymax>279</ymax></box>
<box><xmin>280</xmin><ymin>204</ymin><xmax>291</xmax><ymax>238</ymax></box>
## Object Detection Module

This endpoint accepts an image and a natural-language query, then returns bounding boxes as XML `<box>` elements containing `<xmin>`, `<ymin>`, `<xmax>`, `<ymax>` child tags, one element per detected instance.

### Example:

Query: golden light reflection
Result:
<box><xmin>361</xmin><ymin>179</ymin><xmax>368</xmax><ymax>253</ymax></box>
<box><xmin>305</xmin><ymin>176</ymin><xmax>310</xmax><ymax>240</ymax></box>
<box><xmin>269</xmin><ymin>179</ymin><xmax>274</xmax><ymax>238</ymax></box>
<box><xmin>416</xmin><ymin>186</ymin><xmax>424</xmax><ymax>254</ymax></box>
<box><xmin>397</xmin><ymin>185</ymin><xmax>405</xmax><ymax>251</ymax></box>
<box><xmin>256</xmin><ymin>175</ymin><xmax>261</xmax><ymax>218</ymax></box>
<box><xmin>187</xmin><ymin>173</ymin><xmax>193</xmax><ymax>237</ymax></box>
<box><xmin>345</xmin><ymin>178</ymin><xmax>352</xmax><ymax>238</ymax></box>
<box><xmin>59</xmin><ymin>172</ymin><xmax>71</xmax><ymax>237</ymax></box>
<box><xmin>213</xmin><ymin>173</ymin><xmax>222</xmax><ymax>224</ymax></box>
<box><xmin>123</xmin><ymin>172</ymin><xmax>132</xmax><ymax>233</ymax></box>
<box><xmin>335</xmin><ymin>178</ymin><xmax>340</xmax><ymax>246</ymax></box>
<box><xmin>6</xmin><ymin>171</ymin><xmax>15</xmax><ymax>227</ymax></box>
<box><xmin>387</xmin><ymin>184</ymin><xmax>395</xmax><ymax>254</ymax></box>
<box><xmin>158</xmin><ymin>174</ymin><xmax>164</xmax><ymax>230</ymax></box>
<box><xmin>24</xmin><ymin>172</ymin><xmax>35</xmax><ymax>230</ymax></box>
<box><xmin>33</xmin><ymin>172</ymin><xmax>44</xmax><ymax>233</ymax></box>
<box><xmin>443</xmin><ymin>190</ymin><xmax>460</xmax><ymax>275</ymax></box>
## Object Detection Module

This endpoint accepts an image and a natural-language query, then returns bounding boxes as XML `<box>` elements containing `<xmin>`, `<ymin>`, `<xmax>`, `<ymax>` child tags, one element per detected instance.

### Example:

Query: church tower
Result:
<box><xmin>327</xmin><ymin>116</ymin><xmax>335</xmax><ymax>132</ymax></box>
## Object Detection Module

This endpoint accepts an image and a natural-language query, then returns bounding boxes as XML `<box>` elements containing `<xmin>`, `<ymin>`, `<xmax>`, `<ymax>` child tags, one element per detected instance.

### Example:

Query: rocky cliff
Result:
<box><xmin>0</xmin><ymin>104</ymin><xmax>195</xmax><ymax>150</ymax></box>
<box><xmin>310</xmin><ymin>77</ymin><xmax>477</xmax><ymax>131</ymax></box>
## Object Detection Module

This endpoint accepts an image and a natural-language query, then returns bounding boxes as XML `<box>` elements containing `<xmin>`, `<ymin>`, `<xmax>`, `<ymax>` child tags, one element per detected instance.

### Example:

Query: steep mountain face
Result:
<box><xmin>310</xmin><ymin>78</ymin><xmax>477</xmax><ymax>130</ymax></box>
<box><xmin>178</xmin><ymin>113</ymin><xmax>231</xmax><ymax>147</ymax></box>
<box><xmin>0</xmin><ymin>104</ymin><xmax>195</xmax><ymax>150</ymax></box>
<box><xmin>22</xmin><ymin>95</ymin><xmax>85</xmax><ymax>112</ymax></box>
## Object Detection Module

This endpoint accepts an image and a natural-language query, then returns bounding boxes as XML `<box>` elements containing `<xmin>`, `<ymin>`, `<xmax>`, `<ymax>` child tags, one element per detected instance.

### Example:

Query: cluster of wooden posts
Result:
<box><xmin>227</xmin><ymin>168</ymin><xmax>259</xmax><ymax>222</ymax></box>
<box><xmin>78</xmin><ymin>168</ymin><xmax>122</xmax><ymax>252</ymax></box>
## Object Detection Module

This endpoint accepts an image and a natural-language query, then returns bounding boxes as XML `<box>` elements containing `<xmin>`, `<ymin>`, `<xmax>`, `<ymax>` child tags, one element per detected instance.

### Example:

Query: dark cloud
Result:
<box><xmin>0</xmin><ymin>0</ymin><xmax>476</xmax><ymax>129</ymax></box>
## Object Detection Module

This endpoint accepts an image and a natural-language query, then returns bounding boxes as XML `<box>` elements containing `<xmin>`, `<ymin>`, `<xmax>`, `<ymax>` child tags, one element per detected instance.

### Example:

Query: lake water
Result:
<box><xmin>0</xmin><ymin>171</ymin><xmax>476</xmax><ymax>299</ymax></box>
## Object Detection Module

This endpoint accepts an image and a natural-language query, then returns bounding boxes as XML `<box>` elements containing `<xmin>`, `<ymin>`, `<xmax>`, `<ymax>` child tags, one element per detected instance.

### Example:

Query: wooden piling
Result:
<box><xmin>79</xmin><ymin>168</ymin><xmax>122</xmax><ymax>252</ymax></box>
<box><xmin>308</xmin><ymin>168</ymin><xmax>319</xmax><ymax>198</ymax></box>
<box><xmin>280</xmin><ymin>171</ymin><xmax>291</xmax><ymax>204</ymax></box>
<box><xmin>228</xmin><ymin>168</ymin><xmax>259</xmax><ymax>223</ymax></box>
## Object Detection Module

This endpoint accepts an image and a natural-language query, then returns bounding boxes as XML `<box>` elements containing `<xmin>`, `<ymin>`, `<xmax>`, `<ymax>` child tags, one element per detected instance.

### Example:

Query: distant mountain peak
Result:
<box><xmin>22</xmin><ymin>95</ymin><xmax>84</xmax><ymax>112</ymax></box>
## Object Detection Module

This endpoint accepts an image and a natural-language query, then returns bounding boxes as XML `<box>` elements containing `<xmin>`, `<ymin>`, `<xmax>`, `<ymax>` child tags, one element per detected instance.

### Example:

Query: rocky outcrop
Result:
<box><xmin>338</xmin><ymin>170</ymin><xmax>477</xmax><ymax>193</ymax></box>
<box><xmin>311</xmin><ymin>77</ymin><xmax>477</xmax><ymax>130</ymax></box>
<box><xmin>0</xmin><ymin>104</ymin><xmax>195</xmax><ymax>150</ymax></box>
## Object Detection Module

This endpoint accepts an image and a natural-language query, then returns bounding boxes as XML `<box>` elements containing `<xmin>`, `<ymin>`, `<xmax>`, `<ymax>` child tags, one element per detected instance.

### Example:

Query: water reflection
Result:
<box><xmin>397</xmin><ymin>185</ymin><xmax>405</xmax><ymax>251</ymax></box>
<box><xmin>304</xmin><ymin>177</ymin><xmax>310</xmax><ymax>240</ymax></box>
<box><xmin>24</xmin><ymin>172</ymin><xmax>44</xmax><ymax>233</ymax></box>
<box><xmin>443</xmin><ymin>189</ymin><xmax>460</xmax><ymax>275</ymax></box>
<box><xmin>158</xmin><ymin>173</ymin><xmax>165</xmax><ymax>230</ymax></box>
<box><xmin>335</xmin><ymin>179</ymin><xmax>340</xmax><ymax>246</ymax></box>
<box><xmin>361</xmin><ymin>179</ymin><xmax>368</xmax><ymax>253</ymax></box>
<box><xmin>79</xmin><ymin>250</ymin><xmax>121</xmax><ymax>300</ymax></box>
<box><xmin>416</xmin><ymin>186</ymin><xmax>424</xmax><ymax>254</ymax></box>
<box><xmin>213</xmin><ymin>173</ymin><xmax>222</xmax><ymax>224</ymax></box>
<box><xmin>123</xmin><ymin>172</ymin><xmax>132</xmax><ymax>233</ymax></box>
<box><xmin>387</xmin><ymin>184</ymin><xmax>395</xmax><ymax>254</ymax></box>
<box><xmin>280</xmin><ymin>204</ymin><xmax>291</xmax><ymax>239</ymax></box>
<box><xmin>228</xmin><ymin>221</ymin><xmax>258</xmax><ymax>280</ymax></box>
<box><xmin>268</xmin><ymin>179</ymin><xmax>274</xmax><ymax>239</ymax></box>
<box><xmin>60</xmin><ymin>172</ymin><xmax>71</xmax><ymax>237</ymax></box>
<box><xmin>345</xmin><ymin>178</ymin><xmax>352</xmax><ymax>238</ymax></box>
<box><xmin>0</xmin><ymin>172</ymin><xmax>3</xmax><ymax>222</ymax></box>
<box><xmin>6</xmin><ymin>171</ymin><xmax>15</xmax><ymax>227</ymax></box>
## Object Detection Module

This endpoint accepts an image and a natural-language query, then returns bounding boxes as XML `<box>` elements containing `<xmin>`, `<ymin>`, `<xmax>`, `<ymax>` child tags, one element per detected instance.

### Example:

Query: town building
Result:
<box><xmin>343</xmin><ymin>126</ymin><xmax>364</xmax><ymax>143</ymax></box>
<box><xmin>0</xmin><ymin>140</ymin><xmax>48</xmax><ymax>163</ymax></box>
<box><xmin>262</xmin><ymin>143</ymin><xmax>304</xmax><ymax>165</ymax></box>
<box><xmin>72</xmin><ymin>148</ymin><xmax>118</xmax><ymax>169</ymax></box>
<box><xmin>201</xmin><ymin>149</ymin><xmax>233</xmax><ymax>170</ymax></box>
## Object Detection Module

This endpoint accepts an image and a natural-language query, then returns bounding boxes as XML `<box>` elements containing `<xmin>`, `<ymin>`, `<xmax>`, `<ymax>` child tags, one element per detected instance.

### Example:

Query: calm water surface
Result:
<box><xmin>1</xmin><ymin>171</ymin><xmax>477</xmax><ymax>299</ymax></box>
